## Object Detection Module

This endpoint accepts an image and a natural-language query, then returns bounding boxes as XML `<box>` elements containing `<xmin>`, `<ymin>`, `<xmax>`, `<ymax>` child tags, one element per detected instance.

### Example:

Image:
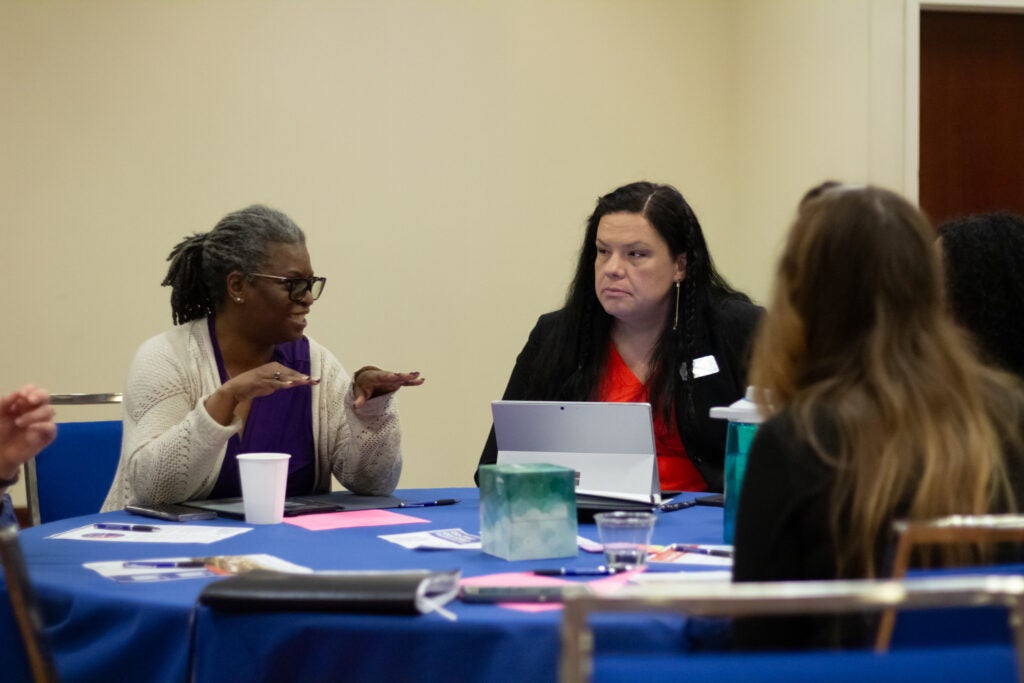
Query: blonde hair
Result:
<box><xmin>750</xmin><ymin>185</ymin><xmax>1022</xmax><ymax>577</ymax></box>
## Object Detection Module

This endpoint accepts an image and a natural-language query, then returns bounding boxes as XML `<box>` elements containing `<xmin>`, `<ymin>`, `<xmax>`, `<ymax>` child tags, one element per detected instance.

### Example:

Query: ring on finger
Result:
<box><xmin>274</xmin><ymin>371</ymin><xmax>282</xmax><ymax>381</ymax></box>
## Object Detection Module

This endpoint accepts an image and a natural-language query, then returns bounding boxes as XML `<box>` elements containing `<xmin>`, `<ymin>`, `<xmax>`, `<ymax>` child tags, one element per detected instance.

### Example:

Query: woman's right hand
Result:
<box><xmin>0</xmin><ymin>385</ymin><xmax>57</xmax><ymax>480</ymax></box>
<box><xmin>205</xmin><ymin>362</ymin><xmax>320</xmax><ymax>426</ymax></box>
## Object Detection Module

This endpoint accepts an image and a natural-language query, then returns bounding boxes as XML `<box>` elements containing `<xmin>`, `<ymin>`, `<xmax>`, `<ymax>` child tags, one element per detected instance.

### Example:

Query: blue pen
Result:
<box><xmin>94</xmin><ymin>523</ymin><xmax>158</xmax><ymax>532</ymax></box>
<box><xmin>397</xmin><ymin>499</ymin><xmax>459</xmax><ymax>508</ymax></box>
<box><xmin>639</xmin><ymin>564</ymin><xmax>691</xmax><ymax>573</ymax></box>
<box><xmin>533</xmin><ymin>567</ymin><xmax>617</xmax><ymax>576</ymax></box>
<box><xmin>122</xmin><ymin>560</ymin><xmax>207</xmax><ymax>568</ymax></box>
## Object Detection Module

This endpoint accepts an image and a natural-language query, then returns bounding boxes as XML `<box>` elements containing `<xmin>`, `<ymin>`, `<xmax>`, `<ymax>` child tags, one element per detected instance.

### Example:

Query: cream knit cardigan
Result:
<box><xmin>101</xmin><ymin>318</ymin><xmax>401</xmax><ymax>511</ymax></box>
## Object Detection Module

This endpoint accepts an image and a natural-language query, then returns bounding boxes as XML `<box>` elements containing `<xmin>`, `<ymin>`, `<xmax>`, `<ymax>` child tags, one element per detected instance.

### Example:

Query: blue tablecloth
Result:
<box><xmin>8</xmin><ymin>488</ymin><xmax>724</xmax><ymax>683</ymax></box>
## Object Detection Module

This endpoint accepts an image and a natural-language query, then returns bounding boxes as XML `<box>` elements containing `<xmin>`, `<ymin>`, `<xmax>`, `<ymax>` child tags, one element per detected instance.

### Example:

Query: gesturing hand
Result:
<box><xmin>206</xmin><ymin>363</ymin><xmax>321</xmax><ymax>427</ymax></box>
<box><xmin>0</xmin><ymin>385</ymin><xmax>57</xmax><ymax>479</ymax></box>
<box><xmin>352</xmin><ymin>367</ymin><xmax>425</xmax><ymax>409</ymax></box>
<box><xmin>225</xmin><ymin>362</ymin><xmax>321</xmax><ymax>404</ymax></box>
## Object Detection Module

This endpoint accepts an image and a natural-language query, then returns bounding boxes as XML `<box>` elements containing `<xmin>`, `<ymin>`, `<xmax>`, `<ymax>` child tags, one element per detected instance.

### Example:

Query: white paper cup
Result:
<box><xmin>236</xmin><ymin>452</ymin><xmax>291</xmax><ymax>524</ymax></box>
<box><xmin>594</xmin><ymin>511</ymin><xmax>657</xmax><ymax>570</ymax></box>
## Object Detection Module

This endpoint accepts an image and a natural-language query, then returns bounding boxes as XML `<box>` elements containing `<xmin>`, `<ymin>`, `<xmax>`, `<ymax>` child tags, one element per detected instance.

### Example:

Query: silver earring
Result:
<box><xmin>672</xmin><ymin>281</ymin><xmax>681</xmax><ymax>330</ymax></box>
<box><xmin>235</xmin><ymin>297</ymin><xmax>244</xmax><ymax>303</ymax></box>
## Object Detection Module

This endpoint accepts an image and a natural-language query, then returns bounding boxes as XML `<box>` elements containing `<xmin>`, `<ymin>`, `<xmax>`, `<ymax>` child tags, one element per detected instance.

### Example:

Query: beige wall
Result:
<box><xmin>1</xmin><ymin>0</ymin><xmax>915</xmax><ymax>506</ymax></box>
<box><xmin>727</xmin><ymin>0</ymin><xmax>909</xmax><ymax>298</ymax></box>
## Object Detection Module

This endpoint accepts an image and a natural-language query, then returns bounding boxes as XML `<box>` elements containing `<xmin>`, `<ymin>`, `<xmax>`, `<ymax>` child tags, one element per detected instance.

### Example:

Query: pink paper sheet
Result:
<box><xmin>283</xmin><ymin>509</ymin><xmax>430</xmax><ymax>531</ymax></box>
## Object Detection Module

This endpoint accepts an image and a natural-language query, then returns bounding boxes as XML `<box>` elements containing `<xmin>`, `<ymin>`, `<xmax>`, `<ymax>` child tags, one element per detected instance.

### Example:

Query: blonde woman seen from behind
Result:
<box><xmin>732</xmin><ymin>184</ymin><xmax>1024</xmax><ymax>650</ymax></box>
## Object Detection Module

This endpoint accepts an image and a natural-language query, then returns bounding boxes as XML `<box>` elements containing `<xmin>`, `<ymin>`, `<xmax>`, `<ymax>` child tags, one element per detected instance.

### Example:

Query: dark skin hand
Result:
<box><xmin>351</xmin><ymin>367</ymin><xmax>425</xmax><ymax>408</ymax></box>
<box><xmin>204</xmin><ymin>363</ymin><xmax>321</xmax><ymax>427</ymax></box>
<box><xmin>204</xmin><ymin>244</ymin><xmax>425</xmax><ymax>425</ymax></box>
<box><xmin>204</xmin><ymin>364</ymin><xmax>424</xmax><ymax>426</ymax></box>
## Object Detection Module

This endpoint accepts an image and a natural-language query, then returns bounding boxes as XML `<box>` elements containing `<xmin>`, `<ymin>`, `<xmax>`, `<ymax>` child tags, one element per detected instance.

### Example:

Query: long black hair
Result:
<box><xmin>161</xmin><ymin>205</ymin><xmax>305</xmax><ymax>324</ymax></box>
<box><xmin>525</xmin><ymin>181</ymin><xmax>748</xmax><ymax>422</ymax></box>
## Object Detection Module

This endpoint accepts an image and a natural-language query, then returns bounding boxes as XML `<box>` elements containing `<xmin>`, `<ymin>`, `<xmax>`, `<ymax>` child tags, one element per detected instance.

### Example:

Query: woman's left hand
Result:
<box><xmin>352</xmin><ymin>367</ymin><xmax>425</xmax><ymax>408</ymax></box>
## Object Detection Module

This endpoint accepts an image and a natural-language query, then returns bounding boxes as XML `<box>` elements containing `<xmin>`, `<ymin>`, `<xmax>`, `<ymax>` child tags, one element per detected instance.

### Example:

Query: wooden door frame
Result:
<box><xmin>904</xmin><ymin>0</ymin><xmax>1024</xmax><ymax>203</ymax></box>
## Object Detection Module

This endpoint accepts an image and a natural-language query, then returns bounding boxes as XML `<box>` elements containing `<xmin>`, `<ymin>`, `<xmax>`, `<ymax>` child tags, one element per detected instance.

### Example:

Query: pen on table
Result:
<box><xmin>659</xmin><ymin>499</ymin><xmax>698</xmax><ymax>512</ymax></box>
<box><xmin>533</xmin><ymin>567</ymin><xmax>617</xmax><ymax>576</ymax></box>
<box><xmin>93</xmin><ymin>523</ymin><xmax>158</xmax><ymax>532</ymax></box>
<box><xmin>122</xmin><ymin>560</ymin><xmax>207</xmax><ymax>568</ymax></box>
<box><xmin>397</xmin><ymin>499</ymin><xmax>459</xmax><ymax>508</ymax></box>
<box><xmin>669</xmin><ymin>544</ymin><xmax>733</xmax><ymax>558</ymax></box>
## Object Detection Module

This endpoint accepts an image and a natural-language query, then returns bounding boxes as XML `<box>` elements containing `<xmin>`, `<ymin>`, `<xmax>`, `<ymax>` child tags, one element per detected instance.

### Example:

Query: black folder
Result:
<box><xmin>182</xmin><ymin>492</ymin><xmax>402</xmax><ymax>519</ymax></box>
<box><xmin>199</xmin><ymin>569</ymin><xmax>461</xmax><ymax>615</ymax></box>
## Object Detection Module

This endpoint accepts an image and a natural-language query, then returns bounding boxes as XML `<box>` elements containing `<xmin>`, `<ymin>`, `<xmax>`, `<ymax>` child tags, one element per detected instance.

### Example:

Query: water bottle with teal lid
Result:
<box><xmin>709</xmin><ymin>387</ymin><xmax>763</xmax><ymax>544</ymax></box>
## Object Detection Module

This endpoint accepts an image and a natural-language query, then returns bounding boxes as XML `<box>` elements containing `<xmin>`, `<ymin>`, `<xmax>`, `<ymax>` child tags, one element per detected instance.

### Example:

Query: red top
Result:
<box><xmin>597</xmin><ymin>343</ymin><xmax>707</xmax><ymax>492</ymax></box>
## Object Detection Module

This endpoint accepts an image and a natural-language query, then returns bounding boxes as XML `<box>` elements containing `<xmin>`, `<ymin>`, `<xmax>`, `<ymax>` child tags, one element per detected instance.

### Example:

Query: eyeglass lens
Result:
<box><xmin>290</xmin><ymin>278</ymin><xmax>325</xmax><ymax>302</ymax></box>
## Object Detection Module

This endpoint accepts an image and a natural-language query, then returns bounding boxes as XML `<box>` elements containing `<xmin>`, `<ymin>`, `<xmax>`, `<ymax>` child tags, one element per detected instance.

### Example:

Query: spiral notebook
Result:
<box><xmin>491</xmin><ymin>400</ymin><xmax>661</xmax><ymax>512</ymax></box>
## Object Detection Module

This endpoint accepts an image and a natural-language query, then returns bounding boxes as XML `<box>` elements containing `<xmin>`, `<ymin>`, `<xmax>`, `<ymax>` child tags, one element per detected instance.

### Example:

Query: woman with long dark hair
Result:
<box><xmin>476</xmin><ymin>181</ymin><xmax>761</xmax><ymax>492</ymax></box>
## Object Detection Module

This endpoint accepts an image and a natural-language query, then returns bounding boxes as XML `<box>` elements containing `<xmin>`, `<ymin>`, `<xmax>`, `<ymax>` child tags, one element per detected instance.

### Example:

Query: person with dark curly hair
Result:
<box><xmin>475</xmin><ymin>181</ymin><xmax>762</xmax><ymax>493</ymax></box>
<box><xmin>938</xmin><ymin>212</ymin><xmax>1024</xmax><ymax>379</ymax></box>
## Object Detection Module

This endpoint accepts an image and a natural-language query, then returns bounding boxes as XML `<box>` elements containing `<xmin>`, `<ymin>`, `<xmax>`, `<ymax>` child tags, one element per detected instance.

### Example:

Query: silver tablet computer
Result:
<box><xmin>491</xmin><ymin>400</ymin><xmax>660</xmax><ymax>506</ymax></box>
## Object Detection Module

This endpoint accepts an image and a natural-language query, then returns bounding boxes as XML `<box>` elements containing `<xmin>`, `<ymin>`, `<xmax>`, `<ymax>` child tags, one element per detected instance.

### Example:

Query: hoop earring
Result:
<box><xmin>672</xmin><ymin>280</ymin><xmax>681</xmax><ymax>331</ymax></box>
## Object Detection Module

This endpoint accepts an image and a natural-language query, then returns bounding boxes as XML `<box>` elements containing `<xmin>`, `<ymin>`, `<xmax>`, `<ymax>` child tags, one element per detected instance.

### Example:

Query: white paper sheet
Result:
<box><xmin>379</xmin><ymin>529</ymin><xmax>609</xmax><ymax>552</ymax></box>
<box><xmin>48</xmin><ymin>523</ymin><xmax>251</xmax><ymax>544</ymax></box>
<box><xmin>379</xmin><ymin>528</ymin><xmax>482</xmax><ymax>550</ymax></box>
<box><xmin>83</xmin><ymin>553</ymin><xmax>311</xmax><ymax>583</ymax></box>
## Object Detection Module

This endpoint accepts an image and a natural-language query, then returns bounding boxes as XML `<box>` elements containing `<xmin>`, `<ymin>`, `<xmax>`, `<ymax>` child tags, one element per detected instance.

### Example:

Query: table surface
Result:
<box><xmin>8</xmin><ymin>487</ymin><xmax>725</xmax><ymax>683</ymax></box>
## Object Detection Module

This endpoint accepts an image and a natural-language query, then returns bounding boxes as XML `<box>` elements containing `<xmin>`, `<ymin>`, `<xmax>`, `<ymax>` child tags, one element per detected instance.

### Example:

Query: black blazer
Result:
<box><xmin>475</xmin><ymin>296</ymin><xmax>763</xmax><ymax>491</ymax></box>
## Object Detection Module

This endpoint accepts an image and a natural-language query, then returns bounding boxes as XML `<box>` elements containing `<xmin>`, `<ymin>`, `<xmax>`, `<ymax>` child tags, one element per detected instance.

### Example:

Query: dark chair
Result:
<box><xmin>559</xmin><ymin>575</ymin><xmax>1024</xmax><ymax>683</ymax></box>
<box><xmin>0</xmin><ymin>525</ymin><xmax>58</xmax><ymax>682</ymax></box>
<box><xmin>23</xmin><ymin>393</ymin><xmax>123</xmax><ymax>526</ymax></box>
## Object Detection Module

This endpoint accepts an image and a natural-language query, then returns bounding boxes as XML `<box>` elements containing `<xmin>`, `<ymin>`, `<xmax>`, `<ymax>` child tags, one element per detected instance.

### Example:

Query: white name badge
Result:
<box><xmin>691</xmin><ymin>354</ymin><xmax>720</xmax><ymax>379</ymax></box>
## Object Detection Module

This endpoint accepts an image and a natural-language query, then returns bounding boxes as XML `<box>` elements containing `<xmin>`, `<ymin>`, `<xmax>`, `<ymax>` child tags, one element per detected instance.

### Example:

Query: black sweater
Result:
<box><xmin>475</xmin><ymin>296</ymin><xmax>763</xmax><ymax>490</ymax></box>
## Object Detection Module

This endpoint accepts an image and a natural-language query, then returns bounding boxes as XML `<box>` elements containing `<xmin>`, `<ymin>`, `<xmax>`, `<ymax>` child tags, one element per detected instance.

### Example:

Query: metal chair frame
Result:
<box><xmin>0</xmin><ymin>525</ymin><xmax>59</xmax><ymax>682</ymax></box>
<box><xmin>23</xmin><ymin>393</ymin><xmax>122</xmax><ymax>526</ymax></box>
<box><xmin>874</xmin><ymin>513</ymin><xmax>1024</xmax><ymax>650</ymax></box>
<box><xmin>559</xmin><ymin>574</ymin><xmax>1024</xmax><ymax>683</ymax></box>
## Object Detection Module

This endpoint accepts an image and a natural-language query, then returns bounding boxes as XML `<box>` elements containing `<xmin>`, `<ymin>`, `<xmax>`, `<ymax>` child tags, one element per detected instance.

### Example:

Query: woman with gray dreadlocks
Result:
<box><xmin>475</xmin><ymin>181</ymin><xmax>761</xmax><ymax>493</ymax></box>
<box><xmin>103</xmin><ymin>205</ymin><xmax>423</xmax><ymax>511</ymax></box>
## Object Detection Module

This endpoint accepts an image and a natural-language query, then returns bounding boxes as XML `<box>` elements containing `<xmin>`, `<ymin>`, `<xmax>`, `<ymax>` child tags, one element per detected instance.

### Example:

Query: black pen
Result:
<box><xmin>659</xmin><ymin>499</ymin><xmax>698</xmax><ymax>512</ymax></box>
<box><xmin>398</xmin><ymin>499</ymin><xmax>459</xmax><ymax>508</ymax></box>
<box><xmin>94</xmin><ymin>523</ymin><xmax>158</xmax><ymax>532</ymax></box>
<box><xmin>533</xmin><ymin>567</ymin><xmax>617</xmax><ymax>576</ymax></box>
<box><xmin>122</xmin><ymin>560</ymin><xmax>207</xmax><ymax>568</ymax></box>
<box><xmin>670</xmin><ymin>544</ymin><xmax>733</xmax><ymax>558</ymax></box>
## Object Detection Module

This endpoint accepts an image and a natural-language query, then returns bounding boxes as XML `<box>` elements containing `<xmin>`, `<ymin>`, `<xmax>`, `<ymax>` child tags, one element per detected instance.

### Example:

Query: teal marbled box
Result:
<box><xmin>478</xmin><ymin>463</ymin><xmax>578</xmax><ymax>561</ymax></box>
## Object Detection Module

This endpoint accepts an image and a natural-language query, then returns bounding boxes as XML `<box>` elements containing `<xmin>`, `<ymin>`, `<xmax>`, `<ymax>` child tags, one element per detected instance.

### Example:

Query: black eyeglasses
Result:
<box><xmin>249</xmin><ymin>273</ymin><xmax>327</xmax><ymax>302</ymax></box>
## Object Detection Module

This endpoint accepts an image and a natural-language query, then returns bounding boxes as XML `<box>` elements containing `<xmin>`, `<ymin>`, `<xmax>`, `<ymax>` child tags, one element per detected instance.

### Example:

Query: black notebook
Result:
<box><xmin>575</xmin><ymin>493</ymin><xmax>658</xmax><ymax>515</ymax></box>
<box><xmin>199</xmin><ymin>569</ymin><xmax>462</xmax><ymax>615</ymax></box>
<box><xmin>182</xmin><ymin>492</ymin><xmax>402</xmax><ymax>519</ymax></box>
